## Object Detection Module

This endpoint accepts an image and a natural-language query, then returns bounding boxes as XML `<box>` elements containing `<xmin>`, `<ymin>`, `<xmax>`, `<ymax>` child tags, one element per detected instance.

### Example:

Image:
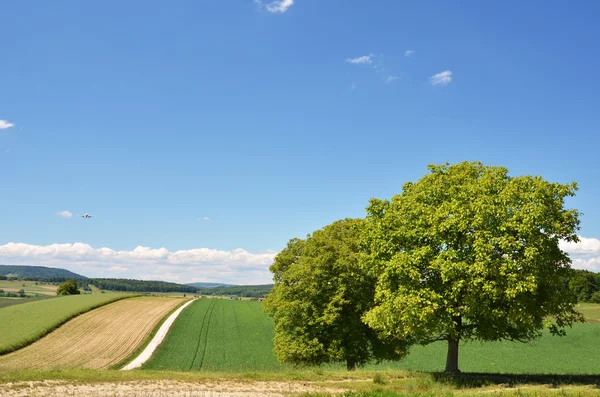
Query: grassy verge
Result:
<box><xmin>0</xmin><ymin>293</ymin><xmax>138</xmax><ymax>355</ymax></box>
<box><xmin>1</xmin><ymin>369</ymin><xmax>600</xmax><ymax>396</ymax></box>
<box><xmin>109</xmin><ymin>298</ymin><xmax>191</xmax><ymax>369</ymax></box>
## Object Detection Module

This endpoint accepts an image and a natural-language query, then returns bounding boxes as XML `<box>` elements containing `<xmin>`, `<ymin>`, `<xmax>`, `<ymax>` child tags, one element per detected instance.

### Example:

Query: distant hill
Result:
<box><xmin>0</xmin><ymin>265</ymin><xmax>85</xmax><ymax>280</ymax></box>
<box><xmin>196</xmin><ymin>284</ymin><xmax>273</xmax><ymax>298</ymax></box>
<box><xmin>186</xmin><ymin>282</ymin><xmax>235</xmax><ymax>289</ymax></box>
<box><xmin>84</xmin><ymin>278</ymin><xmax>198</xmax><ymax>294</ymax></box>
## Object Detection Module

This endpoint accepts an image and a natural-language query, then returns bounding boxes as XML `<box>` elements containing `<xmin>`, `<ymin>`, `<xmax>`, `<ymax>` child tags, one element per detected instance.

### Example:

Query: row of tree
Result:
<box><xmin>569</xmin><ymin>269</ymin><xmax>600</xmax><ymax>302</ymax></box>
<box><xmin>78</xmin><ymin>278</ymin><xmax>198</xmax><ymax>293</ymax></box>
<box><xmin>264</xmin><ymin>161</ymin><xmax>585</xmax><ymax>372</ymax></box>
<box><xmin>195</xmin><ymin>284</ymin><xmax>273</xmax><ymax>298</ymax></box>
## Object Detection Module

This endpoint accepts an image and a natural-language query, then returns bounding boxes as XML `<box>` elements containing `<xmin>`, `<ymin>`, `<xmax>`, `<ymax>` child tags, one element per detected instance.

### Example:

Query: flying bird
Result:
<box><xmin>81</xmin><ymin>213</ymin><xmax>94</xmax><ymax>219</ymax></box>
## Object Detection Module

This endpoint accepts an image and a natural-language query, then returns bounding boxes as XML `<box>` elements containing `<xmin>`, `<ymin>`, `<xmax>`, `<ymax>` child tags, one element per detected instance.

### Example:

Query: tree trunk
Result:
<box><xmin>445</xmin><ymin>315</ymin><xmax>462</xmax><ymax>373</ymax></box>
<box><xmin>346</xmin><ymin>358</ymin><xmax>356</xmax><ymax>371</ymax></box>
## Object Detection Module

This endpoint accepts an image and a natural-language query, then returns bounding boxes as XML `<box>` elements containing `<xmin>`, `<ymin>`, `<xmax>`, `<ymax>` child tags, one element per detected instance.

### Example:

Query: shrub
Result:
<box><xmin>590</xmin><ymin>291</ymin><xmax>600</xmax><ymax>303</ymax></box>
<box><xmin>56</xmin><ymin>280</ymin><xmax>81</xmax><ymax>296</ymax></box>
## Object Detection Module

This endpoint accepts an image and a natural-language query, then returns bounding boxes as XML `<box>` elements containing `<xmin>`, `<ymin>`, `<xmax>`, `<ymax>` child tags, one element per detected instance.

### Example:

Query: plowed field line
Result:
<box><xmin>0</xmin><ymin>297</ymin><xmax>183</xmax><ymax>370</ymax></box>
<box><xmin>190</xmin><ymin>299</ymin><xmax>216</xmax><ymax>370</ymax></box>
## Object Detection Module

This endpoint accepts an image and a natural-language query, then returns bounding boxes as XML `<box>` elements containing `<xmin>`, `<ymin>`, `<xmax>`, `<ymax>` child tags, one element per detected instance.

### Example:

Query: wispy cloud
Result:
<box><xmin>385</xmin><ymin>75</ymin><xmax>399</xmax><ymax>84</ymax></box>
<box><xmin>199</xmin><ymin>216</ymin><xmax>211</xmax><ymax>221</ymax></box>
<box><xmin>0</xmin><ymin>242</ymin><xmax>277</xmax><ymax>284</ymax></box>
<box><xmin>57</xmin><ymin>210</ymin><xmax>73</xmax><ymax>218</ymax></box>
<box><xmin>404</xmin><ymin>50</ymin><xmax>415</xmax><ymax>57</ymax></box>
<box><xmin>345</xmin><ymin>54</ymin><xmax>373</xmax><ymax>64</ymax></box>
<box><xmin>350</xmin><ymin>82</ymin><xmax>357</xmax><ymax>92</ymax></box>
<box><xmin>255</xmin><ymin>0</ymin><xmax>294</xmax><ymax>13</ymax></box>
<box><xmin>429</xmin><ymin>70</ymin><xmax>452</xmax><ymax>86</ymax></box>
<box><xmin>0</xmin><ymin>120</ymin><xmax>14</xmax><ymax>129</ymax></box>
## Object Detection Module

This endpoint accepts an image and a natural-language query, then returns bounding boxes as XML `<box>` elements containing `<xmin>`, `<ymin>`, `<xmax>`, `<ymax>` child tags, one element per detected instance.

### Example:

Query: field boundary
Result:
<box><xmin>0</xmin><ymin>294</ymin><xmax>138</xmax><ymax>356</ymax></box>
<box><xmin>111</xmin><ymin>298</ymin><xmax>190</xmax><ymax>370</ymax></box>
<box><xmin>122</xmin><ymin>298</ymin><xmax>195</xmax><ymax>370</ymax></box>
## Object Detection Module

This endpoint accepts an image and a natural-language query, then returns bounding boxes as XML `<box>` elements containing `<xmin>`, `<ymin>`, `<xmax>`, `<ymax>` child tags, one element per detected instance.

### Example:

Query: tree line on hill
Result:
<box><xmin>264</xmin><ymin>161</ymin><xmax>588</xmax><ymax>373</ymax></box>
<box><xmin>569</xmin><ymin>269</ymin><xmax>600</xmax><ymax>303</ymax></box>
<box><xmin>195</xmin><ymin>284</ymin><xmax>273</xmax><ymax>298</ymax></box>
<box><xmin>76</xmin><ymin>278</ymin><xmax>198</xmax><ymax>293</ymax></box>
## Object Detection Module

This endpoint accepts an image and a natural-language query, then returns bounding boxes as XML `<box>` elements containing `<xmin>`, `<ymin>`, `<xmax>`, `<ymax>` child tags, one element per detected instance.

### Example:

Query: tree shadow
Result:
<box><xmin>430</xmin><ymin>372</ymin><xmax>600</xmax><ymax>388</ymax></box>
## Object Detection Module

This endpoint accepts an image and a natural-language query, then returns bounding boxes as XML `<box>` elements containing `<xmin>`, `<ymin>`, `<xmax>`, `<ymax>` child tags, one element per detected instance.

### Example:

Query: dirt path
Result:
<box><xmin>0</xmin><ymin>380</ymin><xmax>343</xmax><ymax>396</ymax></box>
<box><xmin>122</xmin><ymin>299</ymin><xmax>195</xmax><ymax>370</ymax></box>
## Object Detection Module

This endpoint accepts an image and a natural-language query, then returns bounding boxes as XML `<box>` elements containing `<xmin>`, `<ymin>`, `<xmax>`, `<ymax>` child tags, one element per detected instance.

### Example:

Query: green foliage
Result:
<box><xmin>0</xmin><ymin>265</ymin><xmax>85</xmax><ymax>280</ymax></box>
<box><xmin>86</xmin><ymin>278</ymin><xmax>197</xmax><ymax>293</ymax></box>
<box><xmin>362</xmin><ymin>161</ymin><xmax>584</xmax><ymax>372</ymax></box>
<box><xmin>265</xmin><ymin>219</ymin><xmax>409</xmax><ymax>370</ymax></box>
<box><xmin>0</xmin><ymin>293</ymin><xmax>131</xmax><ymax>354</ymax></box>
<box><xmin>195</xmin><ymin>284</ymin><xmax>273</xmax><ymax>298</ymax></box>
<box><xmin>568</xmin><ymin>269</ymin><xmax>600</xmax><ymax>302</ymax></box>
<box><xmin>56</xmin><ymin>280</ymin><xmax>80</xmax><ymax>296</ymax></box>
<box><xmin>590</xmin><ymin>292</ymin><xmax>600</xmax><ymax>304</ymax></box>
<box><xmin>144</xmin><ymin>299</ymin><xmax>282</xmax><ymax>371</ymax></box>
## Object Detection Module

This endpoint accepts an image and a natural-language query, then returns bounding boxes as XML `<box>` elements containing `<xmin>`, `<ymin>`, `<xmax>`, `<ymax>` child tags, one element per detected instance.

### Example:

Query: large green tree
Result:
<box><xmin>264</xmin><ymin>218</ymin><xmax>409</xmax><ymax>370</ymax></box>
<box><xmin>363</xmin><ymin>161</ymin><xmax>583</xmax><ymax>373</ymax></box>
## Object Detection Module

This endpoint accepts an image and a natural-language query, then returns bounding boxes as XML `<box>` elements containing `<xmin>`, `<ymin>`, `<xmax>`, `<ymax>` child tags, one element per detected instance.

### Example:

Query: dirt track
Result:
<box><xmin>0</xmin><ymin>380</ymin><xmax>343</xmax><ymax>397</ymax></box>
<box><xmin>0</xmin><ymin>297</ymin><xmax>184</xmax><ymax>370</ymax></box>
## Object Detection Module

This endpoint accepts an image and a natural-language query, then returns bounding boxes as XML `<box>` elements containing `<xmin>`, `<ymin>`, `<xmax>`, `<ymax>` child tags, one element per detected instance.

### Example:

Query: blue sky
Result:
<box><xmin>1</xmin><ymin>0</ymin><xmax>599</xmax><ymax>284</ymax></box>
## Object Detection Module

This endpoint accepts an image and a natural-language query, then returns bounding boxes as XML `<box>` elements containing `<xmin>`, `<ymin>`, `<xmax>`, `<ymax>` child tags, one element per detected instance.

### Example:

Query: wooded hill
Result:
<box><xmin>0</xmin><ymin>265</ymin><xmax>85</xmax><ymax>281</ymax></box>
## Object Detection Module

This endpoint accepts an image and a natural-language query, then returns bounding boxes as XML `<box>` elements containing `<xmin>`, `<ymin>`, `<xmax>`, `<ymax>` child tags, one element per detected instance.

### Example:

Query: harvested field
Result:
<box><xmin>0</xmin><ymin>293</ymin><xmax>132</xmax><ymax>354</ymax></box>
<box><xmin>0</xmin><ymin>297</ymin><xmax>185</xmax><ymax>370</ymax></box>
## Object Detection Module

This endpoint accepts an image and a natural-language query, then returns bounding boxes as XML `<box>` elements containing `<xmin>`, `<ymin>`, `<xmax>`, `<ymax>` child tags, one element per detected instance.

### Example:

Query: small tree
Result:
<box><xmin>264</xmin><ymin>219</ymin><xmax>409</xmax><ymax>370</ymax></box>
<box><xmin>363</xmin><ymin>161</ymin><xmax>583</xmax><ymax>373</ymax></box>
<box><xmin>56</xmin><ymin>279</ymin><xmax>81</xmax><ymax>296</ymax></box>
<box><xmin>590</xmin><ymin>291</ymin><xmax>600</xmax><ymax>304</ymax></box>
<box><xmin>17</xmin><ymin>289</ymin><xmax>25</xmax><ymax>297</ymax></box>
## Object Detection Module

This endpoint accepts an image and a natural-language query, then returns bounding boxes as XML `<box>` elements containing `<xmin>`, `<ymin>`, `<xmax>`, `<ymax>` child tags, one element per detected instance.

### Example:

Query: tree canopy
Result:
<box><xmin>264</xmin><ymin>218</ymin><xmax>409</xmax><ymax>370</ymax></box>
<box><xmin>56</xmin><ymin>279</ymin><xmax>81</xmax><ymax>296</ymax></box>
<box><xmin>362</xmin><ymin>161</ymin><xmax>583</xmax><ymax>372</ymax></box>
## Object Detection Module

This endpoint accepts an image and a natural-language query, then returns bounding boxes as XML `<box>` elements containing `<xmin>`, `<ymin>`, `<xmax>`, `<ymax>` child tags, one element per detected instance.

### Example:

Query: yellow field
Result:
<box><xmin>0</xmin><ymin>296</ymin><xmax>185</xmax><ymax>370</ymax></box>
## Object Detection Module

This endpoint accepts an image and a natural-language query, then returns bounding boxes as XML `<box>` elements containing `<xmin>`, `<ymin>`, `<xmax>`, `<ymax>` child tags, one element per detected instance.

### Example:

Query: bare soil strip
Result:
<box><xmin>0</xmin><ymin>380</ymin><xmax>343</xmax><ymax>397</ymax></box>
<box><xmin>0</xmin><ymin>297</ymin><xmax>184</xmax><ymax>370</ymax></box>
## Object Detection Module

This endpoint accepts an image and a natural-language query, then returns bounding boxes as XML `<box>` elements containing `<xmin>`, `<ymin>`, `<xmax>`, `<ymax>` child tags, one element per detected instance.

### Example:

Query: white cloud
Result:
<box><xmin>404</xmin><ymin>50</ymin><xmax>415</xmax><ymax>57</ymax></box>
<box><xmin>0</xmin><ymin>242</ymin><xmax>277</xmax><ymax>284</ymax></box>
<box><xmin>0</xmin><ymin>120</ymin><xmax>15</xmax><ymax>129</ymax></box>
<box><xmin>561</xmin><ymin>236</ymin><xmax>600</xmax><ymax>272</ymax></box>
<box><xmin>57</xmin><ymin>211</ymin><xmax>73</xmax><ymax>218</ymax></box>
<box><xmin>199</xmin><ymin>217</ymin><xmax>211</xmax><ymax>221</ymax></box>
<box><xmin>385</xmin><ymin>75</ymin><xmax>399</xmax><ymax>84</ymax></box>
<box><xmin>256</xmin><ymin>0</ymin><xmax>294</xmax><ymax>13</ymax></box>
<box><xmin>346</xmin><ymin>54</ymin><xmax>373</xmax><ymax>64</ymax></box>
<box><xmin>429</xmin><ymin>70</ymin><xmax>452</xmax><ymax>86</ymax></box>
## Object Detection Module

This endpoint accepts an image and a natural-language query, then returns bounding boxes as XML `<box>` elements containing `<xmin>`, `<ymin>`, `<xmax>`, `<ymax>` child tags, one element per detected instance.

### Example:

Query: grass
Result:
<box><xmin>0</xmin><ymin>297</ymin><xmax>183</xmax><ymax>370</ymax></box>
<box><xmin>0</xmin><ymin>292</ymin><xmax>134</xmax><ymax>354</ymax></box>
<box><xmin>0</xmin><ymin>295</ymin><xmax>56</xmax><ymax>309</ymax></box>
<box><xmin>143</xmin><ymin>300</ymin><xmax>600</xmax><ymax>374</ymax></box>
<box><xmin>0</xmin><ymin>280</ymin><xmax>58</xmax><ymax>296</ymax></box>
<box><xmin>143</xmin><ymin>299</ymin><xmax>283</xmax><ymax>371</ymax></box>
<box><xmin>1</xmin><ymin>369</ymin><xmax>600</xmax><ymax>396</ymax></box>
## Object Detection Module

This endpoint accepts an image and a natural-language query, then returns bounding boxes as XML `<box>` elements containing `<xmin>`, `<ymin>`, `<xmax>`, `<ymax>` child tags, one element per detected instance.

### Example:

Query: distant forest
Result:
<box><xmin>4</xmin><ymin>264</ymin><xmax>597</xmax><ymax>301</ymax></box>
<box><xmin>570</xmin><ymin>269</ymin><xmax>600</xmax><ymax>303</ymax></box>
<box><xmin>80</xmin><ymin>278</ymin><xmax>198</xmax><ymax>293</ymax></box>
<box><xmin>0</xmin><ymin>265</ymin><xmax>85</xmax><ymax>281</ymax></box>
<box><xmin>196</xmin><ymin>284</ymin><xmax>273</xmax><ymax>298</ymax></box>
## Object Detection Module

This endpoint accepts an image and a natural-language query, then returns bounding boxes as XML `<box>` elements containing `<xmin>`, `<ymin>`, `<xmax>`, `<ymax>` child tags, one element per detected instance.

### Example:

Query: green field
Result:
<box><xmin>144</xmin><ymin>299</ymin><xmax>282</xmax><ymax>371</ymax></box>
<box><xmin>144</xmin><ymin>300</ymin><xmax>600</xmax><ymax>374</ymax></box>
<box><xmin>0</xmin><ymin>293</ymin><xmax>133</xmax><ymax>354</ymax></box>
<box><xmin>0</xmin><ymin>280</ymin><xmax>59</xmax><ymax>296</ymax></box>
